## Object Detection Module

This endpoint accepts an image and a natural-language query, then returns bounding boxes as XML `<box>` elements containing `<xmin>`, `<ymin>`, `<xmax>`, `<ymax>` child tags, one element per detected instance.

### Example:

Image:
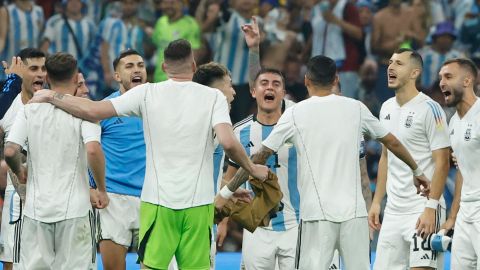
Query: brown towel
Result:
<box><xmin>215</xmin><ymin>170</ymin><xmax>283</xmax><ymax>233</ymax></box>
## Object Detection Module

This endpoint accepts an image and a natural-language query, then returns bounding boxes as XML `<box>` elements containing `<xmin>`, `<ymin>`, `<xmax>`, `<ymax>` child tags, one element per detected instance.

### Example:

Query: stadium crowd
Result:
<box><xmin>1</xmin><ymin>0</ymin><xmax>480</xmax><ymax>269</ymax></box>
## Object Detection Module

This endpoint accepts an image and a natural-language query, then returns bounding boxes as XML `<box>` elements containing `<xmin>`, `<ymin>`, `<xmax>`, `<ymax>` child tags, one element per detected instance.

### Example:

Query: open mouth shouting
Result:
<box><xmin>131</xmin><ymin>75</ymin><xmax>143</xmax><ymax>86</ymax></box>
<box><xmin>32</xmin><ymin>80</ymin><xmax>44</xmax><ymax>91</ymax></box>
<box><xmin>388</xmin><ymin>72</ymin><xmax>397</xmax><ymax>85</ymax></box>
<box><xmin>264</xmin><ymin>92</ymin><xmax>276</xmax><ymax>103</ymax></box>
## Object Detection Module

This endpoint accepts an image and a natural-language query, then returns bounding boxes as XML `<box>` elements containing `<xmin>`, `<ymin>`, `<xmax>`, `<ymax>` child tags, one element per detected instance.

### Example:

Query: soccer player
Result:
<box><xmin>4</xmin><ymin>52</ymin><xmax>109</xmax><ymax>269</ymax></box>
<box><xmin>215</xmin><ymin>55</ymin><xmax>430</xmax><ymax>270</ymax></box>
<box><xmin>29</xmin><ymin>39</ymin><xmax>268</xmax><ymax>270</ymax></box>
<box><xmin>0</xmin><ymin>48</ymin><xmax>46</xmax><ymax>270</ymax></box>
<box><xmin>90</xmin><ymin>49</ymin><xmax>147</xmax><ymax>270</ymax></box>
<box><xmin>438</xmin><ymin>58</ymin><xmax>480</xmax><ymax>270</ymax></box>
<box><xmin>370</xmin><ymin>48</ymin><xmax>450</xmax><ymax>270</ymax></box>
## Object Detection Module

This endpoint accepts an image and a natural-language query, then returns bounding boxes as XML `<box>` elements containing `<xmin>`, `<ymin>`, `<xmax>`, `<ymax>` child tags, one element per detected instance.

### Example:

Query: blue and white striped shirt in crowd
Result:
<box><xmin>43</xmin><ymin>14</ymin><xmax>96</xmax><ymax>60</ymax></box>
<box><xmin>214</xmin><ymin>10</ymin><xmax>251</xmax><ymax>85</ymax></box>
<box><xmin>85</xmin><ymin>0</ymin><xmax>104</xmax><ymax>24</ymax></box>
<box><xmin>229</xmin><ymin>115</ymin><xmax>301</xmax><ymax>231</ymax></box>
<box><xmin>419</xmin><ymin>47</ymin><xmax>464</xmax><ymax>88</ymax></box>
<box><xmin>1</xmin><ymin>4</ymin><xmax>44</xmax><ymax>61</ymax></box>
<box><xmin>213</xmin><ymin>138</ymin><xmax>225</xmax><ymax>195</ymax></box>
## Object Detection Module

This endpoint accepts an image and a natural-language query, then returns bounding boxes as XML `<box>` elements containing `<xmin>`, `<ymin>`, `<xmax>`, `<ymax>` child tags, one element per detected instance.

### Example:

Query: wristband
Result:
<box><xmin>219</xmin><ymin>186</ymin><xmax>235</xmax><ymax>199</ymax></box>
<box><xmin>413</xmin><ymin>167</ymin><xmax>423</xmax><ymax>177</ymax></box>
<box><xmin>425</xmin><ymin>199</ymin><xmax>439</xmax><ymax>209</ymax></box>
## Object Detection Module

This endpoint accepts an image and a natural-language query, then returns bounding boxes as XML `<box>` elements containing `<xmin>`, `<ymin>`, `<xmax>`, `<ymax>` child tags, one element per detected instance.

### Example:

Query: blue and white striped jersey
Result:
<box><xmin>419</xmin><ymin>46</ymin><xmax>464</xmax><ymax>88</ymax></box>
<box><xmin>43</xmin><ymin>14</ymin><xmax>96</xmax><ymax>60</ymax></box>
<box><xmin>229</xmin><ymin>115</ymin><xmax>301</xmax><ymax>231</ymax></box>
<box><xmin>214</xmin><ymin>10</ymin><xmax>251</xmax><ymax>85</ymax></box>
<box><xmin>213</xmin><ymin>137</ymin><xmax>225</xmax><ymax>195</ymax></box>
<box><xmin>1</xmin><ymin>4</ymin><xmax>44</xmax><ymax>61</ymax></box>
<box><xmin>85</xmin><ymin>0</ymin><xmax>104</xmax><ymax>24</ymax></box>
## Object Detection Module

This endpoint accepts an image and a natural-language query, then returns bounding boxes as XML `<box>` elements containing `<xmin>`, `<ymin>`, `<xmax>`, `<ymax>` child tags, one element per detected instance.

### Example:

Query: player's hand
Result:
<box><xmin>89</xmin><ymin>188</ymin><xmax>100</xmax><ymax>208</ymax></box>
<box><xmin>416</xmin><ymin>207</ymin><xmax>436</xmax><ymax>239</ymax></box>
<box><xmin>214</xmin><ymin>194</ymin><xmax>229</xmax><ymax>210</ymax></box>
<box><xmin>251</xmin><ymin>164</ymin><xmax>269</xmax><ymax>182</ymax></box>
<box><xmin>368</xmin><ymin>202</ymin><xmax>382</xmax><ymax>231</ymax></box>
<box><xmin>96</xmin><ymin>190</ymin><xmax>110</xmax><ymax>209</ymax></box>
<box><xmin>216</xmin><ymin>218</ymin><xmax>228</xmax><ymax>247</ymax></box>
<box><xmin>413</xmin><ymin>174</ymin><xmax>430</xmax><ymax>197</ymax></box>
<box><xmin>29</xmin><ymin>89</ymin><xmax>55</xmax><ymax>104</ymax></box>
<box><xmin>2</xmin><ymin>56</ymin><xmax>26</xmax><ymax>77</ymax></box>
<box><xmin>241</xmin><ymin>16</ymin><xmax>261</xmax><ymax>49</ymax></box>
<box><xmin>440</xmin><ymin>217</ymin><xmax>456</xmax><ymax>232</ymax></box>
<box><xmin>232</xmin><ymin>187</ymin><xmax>252</xmax><ymax>203</ymax></box>
<box><xmin>451</xmin><ymin>152</ymin><xmax>458</xmax><ymax>168</ymax></box>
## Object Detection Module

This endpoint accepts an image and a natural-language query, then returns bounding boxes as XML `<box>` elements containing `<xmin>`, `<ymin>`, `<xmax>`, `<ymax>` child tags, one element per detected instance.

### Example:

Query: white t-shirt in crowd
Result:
<box><xmin>262</xmin><ymin>94</ymin><xmax>388</xmax><ymax>222</ymax></box>
<box><xmin>449</xmin><ymin>98</ymin><xmax>480</xmax><ymax>222</ymax></box>
<box><xmin>6</xmin><ymin>103</ymin><xmax>101</xmax><ymax>223</ymax></box>
<box><xmin>379</xmin><ymin>93</ymin><xmax>450</xmax><ymax>215</ymax></box>
<box><xmin>110</xmin><ymin>80</ymin><xmax>231</xmax><ymax>210</ymax></box>
<box><xmin>0</xmin><ymin>94</ymin><xmax>23</xmax><ymax>192</ymax></box>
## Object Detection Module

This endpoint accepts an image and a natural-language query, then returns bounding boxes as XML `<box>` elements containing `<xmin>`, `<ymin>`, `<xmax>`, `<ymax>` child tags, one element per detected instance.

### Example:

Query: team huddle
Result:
<box><xmin>0</xmin><ymin>17</ymin><xmax>479</xmax><ymax>270</ymax></box>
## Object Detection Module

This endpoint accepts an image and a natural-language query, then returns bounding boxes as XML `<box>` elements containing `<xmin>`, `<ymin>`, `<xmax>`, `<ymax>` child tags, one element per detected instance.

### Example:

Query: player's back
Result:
<box><xmin>290</xmin><ymin>95</ymin><xmax>372</xmax><ymax>222</ymax></box>
<box><xmin>21</xmin><ymin>103</ymin><xmax>95</xmax><ymax>222</ymax></box>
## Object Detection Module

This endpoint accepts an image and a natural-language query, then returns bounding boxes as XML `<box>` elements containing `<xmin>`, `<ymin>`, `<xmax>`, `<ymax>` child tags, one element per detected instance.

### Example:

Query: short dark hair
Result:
<box><xmin>164</xmin><ymin>39</ymin><xmax>192</xmax><ymax>62</ymax></box>
<box><xmin>254</xmin><ymin>68</ymin><xmax>286</xmax><ymax>87</ymax></box>
<box><xmin>192</xmin><ymin>62</ymin><xmax>230</xmax><ymax>86</ymax></box>
<box><xmin>306</xmin><ymin>55</ymin><xmax>336</xmax><ymax>86</ymax></box>
<box><xmin>113</xmin><ymin>49</ymin><xmax>142</xmax><ymax>71</ymax></box>
<box><xmin>17</xmin><ymin>48</ymin><xmax>45</xmax><ymax>63</ymax></box>
<box><xmin>45</xmin><ymin>53</ymin><xmax>78</xmax><ymax>83</ymax></box>
<box><xmin>442</xmin><ymin>58</ymin><xmax>478</xmax><ymax>79</ymax></box>
<box><xmin>395</xmin><ymin>48</ymin><xmax>424</xmax><ymax>69</ymax></box>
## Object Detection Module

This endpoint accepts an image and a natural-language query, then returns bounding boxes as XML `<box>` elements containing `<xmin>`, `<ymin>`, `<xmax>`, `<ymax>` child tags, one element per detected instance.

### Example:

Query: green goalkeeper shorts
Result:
<box><xmin>138</xmin><ymin>202</ymin><xmax>214</xmax><ymax>270</ymax></box>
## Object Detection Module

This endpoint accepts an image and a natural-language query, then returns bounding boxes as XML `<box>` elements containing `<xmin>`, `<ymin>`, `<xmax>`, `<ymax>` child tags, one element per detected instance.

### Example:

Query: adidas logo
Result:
<box><xmin>245</xmin><ymin>141</ymin><xmax>255</xmax><ymax>148</ymax></box>
<box><xmin>421</xmin><ymin>254</ymin><xmax>430</xmax><ymax>260</ymax></box>
<box><xmin>329</xmin><ymin>264</ymin><xmax>339</xmax><ymax>269</ymax></box>
<box><xmin>384</xmin><ymin>114</ymin><xmax>390</xmax><ymax>120</ymax></box>
<box><xmin>113</xmin><ymin>118</ymin><xmax>124</xmax><ymax>125</ymax></box>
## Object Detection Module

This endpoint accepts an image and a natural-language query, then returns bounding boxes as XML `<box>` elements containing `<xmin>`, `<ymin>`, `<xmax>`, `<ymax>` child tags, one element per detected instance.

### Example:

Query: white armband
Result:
<box><xmin>425</xmin><ymin>199</ymin><xmax>439</xmax><ymax>209</ymax></box>
<box><xmin>219</xmin><ymin>186</ymin><xmax>235</xmax><ymax>199</ymax></box>
<box><xmin>413</xmin><ymin>167</ymin><xmax>423</xmax><ymax>177</ymax></box>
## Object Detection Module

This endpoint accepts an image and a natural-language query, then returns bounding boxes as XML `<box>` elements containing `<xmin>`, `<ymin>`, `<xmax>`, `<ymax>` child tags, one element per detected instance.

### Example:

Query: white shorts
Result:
<box><xmin>451</xmin><ymin>212</ymin><xmax>480</xmax><ymax>270</ymax></box>
<box><xmin>374</xmin><ymin>207</ymin><xmax>445</xmax><ymax>270</ymax></box>
<box><xmin>295</xmin><ymin>217</ymin><xmax>370</xmax><ymax>270</ymax></box>
<box><xmin>0</xmin><ymin>188</ymin><xmax>22</xmax><ymax>263</ymax></box>
<box><xmin>98</xmin><ymin>193</ymin><xmax>140</xmax><ymax>248</ymax></box>
<box><xmin>17</xmin><ymin>215</ymin><xmax>96</xmax><ymax>270</ymax></box>
<box><xmin>241</xmin><ymin>226</ymin><xmax>298</xmax><ymax>270</ymax></box>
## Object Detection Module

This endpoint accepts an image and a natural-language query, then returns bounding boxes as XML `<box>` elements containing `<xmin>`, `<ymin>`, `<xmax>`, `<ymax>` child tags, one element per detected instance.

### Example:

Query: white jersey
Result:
<box><xmin>42</xmin><ymin>14</ymin><xmax>96</xmax><ymax>60</ymax></box>
<box><xmin>110</xmin><ymin>80</ymin><xmax>231</xmax><ymax>209</ymax></box>
<box><xmin>379</xmin><ymin>93</ymin><xmax>450</xmax><ymax>215</ymax></box>
<box><xmin>263</xmin><ymin>95</ymin><xmax>388</xmax><ymax>222</ymax></box>
<box><xmin>0</xmin><ymin>94</ymin><xmax>23</xmax><ymax>191</ymax></box>
<box><xmin>231</xmin><ymin>115</ymin><xmax>300</xmax><ymax>231</ymax></box>
<box><xmin>1</xmin><ymin>4</ymin><xmax>44</xmax><ymax>61</ymax></box>
<box><xmin>449</xmin><ymin>98</ymin><xmax>480</xmax><ymax>222</ymax></box>
<box><xmin>6</xmin><ymin>103</ymin><xmax>101</xmax><ymax>223</ymax></box>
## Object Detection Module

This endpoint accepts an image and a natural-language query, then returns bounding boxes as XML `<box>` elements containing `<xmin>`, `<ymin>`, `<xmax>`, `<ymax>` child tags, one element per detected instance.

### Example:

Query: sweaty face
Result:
<box><xmin>439</xmin><ymin>63</ymin><xmax>466</xmax><ymax>107</ymax></box>
<box><xmin>210</xmin><ymin>75</ymin><xmax>236</xmax><ymax>110</ymax></box>
<box><xmin>252</xmin><ymin>73</ymin><xmax>285</xmax><ymax>113</ymax></box>
<box><xmin>23</xmin><ymin>57</ymin><xmax>46</xmax><ymax>96</ymax></box>
<box><xmin>115</xmin><ymin>54</ymin><xmax>147</xmax><ymax>91</ymax></box>
<box><xmin>387</xmin><ymin>52</ymin><xmax>417</xmax><ymax>90</ymax></box>
<box><xmin>74</xmin><ymin>73</ymin><xmax>89</xmax><ymax>98</ymax></box>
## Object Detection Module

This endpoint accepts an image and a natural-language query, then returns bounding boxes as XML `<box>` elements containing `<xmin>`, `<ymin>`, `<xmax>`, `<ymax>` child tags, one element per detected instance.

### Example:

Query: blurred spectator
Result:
<box><xmin>214</xmin><ymin>0</ymin><xmax>258</xmax><ymax>123</ymax></box>
<box><xmin>84</xmin><ymin>0</ymin><xmax>106</xmax><ymax>24</ymax></box>
<box><xmin>309</xmin><ymin>0</ymin><xmax>363</xmax><ymax>99</ymax></box>
<box><xmin>1</xmin><ymin>0</ymin><xmax>44</xmax><ymax>81</ymax></box>
<box><xmin>0</xmin><ymin>1</ymin><xmax>7</xmax><ymax>56</ymax></box>
<box><xmin>81</xmin><ymin>0</ymin><xmax>146</xmax><ymax>99</ymax></box>
<box><xmin>371</xmin><ymin>0</ymin><xmax>417</xmax><ymax>103</ymax></box>
<box><xmin>358</xmin><ymin>59</ymin><xmax>381</xmax><ymax>117</ymax></box>
<box><xmin>357</xmin><ymin>0</ymin><xmax>374</xmax><ymax>59</ymax></box>
<box><xmin>440</xmin><ymin>0</ymin><xmax>474</xmax><ymax>30</ymax></box>
<box><xmin>408</xmin><ymin>0</ymin><xmax>433</xmax><ymax>43</ymax></box>
<box><xmin>419</xmin><ymin>21</ymin><xmax>464</xmax><ymax>90</ymax></box>
<box><xmin>152</xmin><ymin>0</ymin><xmax>201</xmax><ymax>82</ymax></box>
<box><xmin>259</xmin><ymin>0</ymin><xmax>285</xmax><ymax>18</ymax></box>
<box><xmin>40</xmin><ymin>0</ymin><xmax>96</xmax><ymax>62</ymax></box>
<box><xmin>283</xmin><ymin>57</ymin><xmax>308</xmax><ymax>102</ymax></box>
<box><xmin>460</xmin><ymin>0</ymin><xmax>480</xmax><ymax>56</ymax></box>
